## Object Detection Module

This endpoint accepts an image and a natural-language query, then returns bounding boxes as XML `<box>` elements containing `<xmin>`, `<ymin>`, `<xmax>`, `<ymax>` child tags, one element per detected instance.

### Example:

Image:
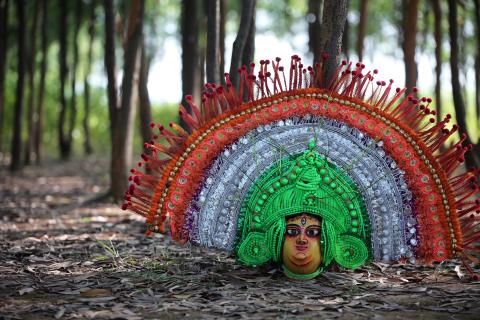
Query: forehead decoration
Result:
<box><xmin>123</xmin><ymin>55</ymin><xmax>480</xmax><ymax>277</ymax></box>
<box><xmin>300</xmin><ymin>215</ymin><xmax>307</xmax><ymax>226</ymax></box>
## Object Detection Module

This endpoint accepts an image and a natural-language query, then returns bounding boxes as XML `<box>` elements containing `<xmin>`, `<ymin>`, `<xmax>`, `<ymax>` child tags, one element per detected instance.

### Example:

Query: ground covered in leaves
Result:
<box><xmin>0</xmin><ymin>158</ymin><xmax>479</xmax><ymax>319</ymax></box>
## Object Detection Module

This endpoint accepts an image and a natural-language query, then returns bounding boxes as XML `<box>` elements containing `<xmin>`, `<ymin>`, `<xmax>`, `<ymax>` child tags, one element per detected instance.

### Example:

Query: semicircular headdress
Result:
<box><xmin>123</xmin><ymin>56</ymin><xmax>480</xmax><ymax>276</ymax></box>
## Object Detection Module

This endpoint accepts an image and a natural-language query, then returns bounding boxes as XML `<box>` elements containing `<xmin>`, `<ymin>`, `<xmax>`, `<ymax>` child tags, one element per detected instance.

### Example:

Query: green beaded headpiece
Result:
<box><xmin>236</xmin><ymin>140</ymin><xmax>370</xmax><ymax>273</ymax></box>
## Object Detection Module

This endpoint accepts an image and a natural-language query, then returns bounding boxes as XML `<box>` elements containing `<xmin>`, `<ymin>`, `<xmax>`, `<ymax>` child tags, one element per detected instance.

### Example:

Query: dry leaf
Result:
<box><xmin>80</xmin><ymin>288</ymin><xmax>112</xmax><ymax>298</ymax></box>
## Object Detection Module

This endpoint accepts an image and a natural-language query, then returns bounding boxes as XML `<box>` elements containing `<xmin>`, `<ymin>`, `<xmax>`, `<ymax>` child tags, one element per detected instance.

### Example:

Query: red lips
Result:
<box><xmin>295</xmin><ymin>245</ymin><xmax>308</xmax><ymax>252</ymax></box>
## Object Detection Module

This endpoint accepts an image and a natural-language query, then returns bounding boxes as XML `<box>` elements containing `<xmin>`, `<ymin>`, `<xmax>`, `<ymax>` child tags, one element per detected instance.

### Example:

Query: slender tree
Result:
<box><xmin>356</xmin><ymin>0</ymin><xmax>368</xmax><ymax>62</ymax></box>
<box><xmin>319</xmin><ymin>0</ymin><xmax>348</xmax><ymax>85</ymax></box>
<box><xmin>206</xmin><ymin>0</ymin><xmax>220</xmax><ymax>84</ymax></box>
<box><xmin>0</xmin><ymin>0</ymin><xmax>8</xmax><ymax>153</ymax></box>
<box><xmin>104</xmin><ymin>0</ymin><xmax>117</xmax><ymax>140</ymax></box>
<box><xmin>25</xmin><ymin>0</ymin><xmax>40</xmax><ymax>165</ymax></box>
<box><xmin>241</xmin><ymin>3</ymin><xmax>255</xmax><ymax>67</ymax></box>
<box><xmin>430</xmin><ymin>0</ymin><xmax>442</xmax><ymax>123</ymax></box>
<box><xmin>11</xmin><ymin>0</ymin><xmax>26</xmax><ymax>171</ymax></box>
<box><xmin>219</xmin><ymin>0</ymin><xmax>226</xmax><ymax>84</ymax></box>
<box><xmin>475</xmin><ymin>0</ymin><xmax>480</xmax><ymax>127</ymax></box>
<box><xmin>58</xmin><ymin>0</ymin><xmax>71</xmax><ymax>159</ymax></box>
<box><xmin>448</xmin><ymin>0</ymin><xmax>479</xmax><ymax>168</ymax></box>
<box><xmin>139</xmin><ymin>42</ymin><xmax>152</xmax><ymax>157</ymax></box>
<box><xmin>105</xmin><ymin>0</ymin><xmax>145</xmax><ymax>201</ymax></box>
<box><xmin>35</xmin><ymin>0</ymin><xmax>47</xmax><ymax>163</ymax></box>
<box><xmin>229</xmin><ymin>0</ymin><xmax>256</xmax><ymax>90</ymax></box>
<box><xmin>65</xmin><ymin>0</ymin><xmax>83</xmax><ymax>158</ymax></box>
<box><xmin>342</xmin><ymin>4</ymin><xmax>349</xmax><ymax>60</ymax></box>
<box><xmin>402</xmin><ymin>0</ymin><xmax>419</xmax><ymax>91</ymax></box>
<box><xmin>180</xmin><ymin>0</ymin><xmax>200</xmax><ymax>128</ymax></box>
<box><xmin>83</xmin><ymin>0</ymin><xmax>96</xmax><ymax>155</ymax></box>
<box><xmin>308</xmin><ymin>0</ymin><xmax>323</xmax><ymax>64</ymax></box>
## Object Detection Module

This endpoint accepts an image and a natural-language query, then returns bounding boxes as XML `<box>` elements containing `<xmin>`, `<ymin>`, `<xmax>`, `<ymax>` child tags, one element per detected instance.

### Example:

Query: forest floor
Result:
<box><xmin>0</xmin><ymin>158</ymin><xmax>479</xmax><ymax>320</ymax></box>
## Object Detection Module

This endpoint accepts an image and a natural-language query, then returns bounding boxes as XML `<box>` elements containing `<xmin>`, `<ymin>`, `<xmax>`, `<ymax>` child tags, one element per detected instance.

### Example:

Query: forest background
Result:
<box><xmin>1</xmin><ymin>0</ymin><xmax>479</xmax><ymax>201</ymax></box>
<box><xmin>1</xmin><ymin>1</ymin><xmax>480</xmax><ymax>318</ymax></box>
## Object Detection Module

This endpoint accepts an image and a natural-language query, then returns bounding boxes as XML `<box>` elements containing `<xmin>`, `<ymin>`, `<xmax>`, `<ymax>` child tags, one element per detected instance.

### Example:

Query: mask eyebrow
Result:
<box><xmin>286</xmin><ymin>224</ymin><xmax>301</xmax><ymax>228</ymax></box>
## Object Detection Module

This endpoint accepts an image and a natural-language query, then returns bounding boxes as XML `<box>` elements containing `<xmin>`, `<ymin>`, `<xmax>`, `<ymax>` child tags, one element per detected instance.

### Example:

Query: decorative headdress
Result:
<box><xmin>123</xmin><ymin>56</ymin><xmax>480</xmax><ymax>277</ymax></box>
<box><xmin>236</xmin><ymin>140</ymin><xmax>369</xmax><ymax>271</ymax></box>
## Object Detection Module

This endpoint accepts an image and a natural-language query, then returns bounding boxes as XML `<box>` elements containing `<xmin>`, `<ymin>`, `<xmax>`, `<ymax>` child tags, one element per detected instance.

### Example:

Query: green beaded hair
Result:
<box><xmin>236</xmin><ymin>140</ymin><xmax>370</xmax><ymax>274</ymax></box>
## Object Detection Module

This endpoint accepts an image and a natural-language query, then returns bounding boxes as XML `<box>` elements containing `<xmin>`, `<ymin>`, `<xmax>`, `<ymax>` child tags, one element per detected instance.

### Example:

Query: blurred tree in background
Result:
<box><xmin>0</xmin><ymin>0</ymin><xmax>479</xmax><ymax>198</ymax></box>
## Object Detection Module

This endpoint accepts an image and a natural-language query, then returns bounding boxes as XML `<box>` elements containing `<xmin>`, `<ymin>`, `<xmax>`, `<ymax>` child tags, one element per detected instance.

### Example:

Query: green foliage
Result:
<box><xmin>257</xmin><ymin>0</ymin><xmax>307</xmax><ymax>37</ymax></box>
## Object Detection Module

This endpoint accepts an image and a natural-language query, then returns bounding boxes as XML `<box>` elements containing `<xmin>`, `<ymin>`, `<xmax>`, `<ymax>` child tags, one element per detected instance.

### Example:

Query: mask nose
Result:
<box><xmin>297</xmin><ymin>233</ymin><xmax>308</xmax><ymax>245</ymax></box>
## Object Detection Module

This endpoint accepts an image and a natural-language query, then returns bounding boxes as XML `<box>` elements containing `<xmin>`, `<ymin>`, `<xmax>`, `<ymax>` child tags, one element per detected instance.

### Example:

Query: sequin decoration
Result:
<box><xmin>188</xmin><ymin>116</ymin><xmax>417</xmax><ymax>262</ymax></box>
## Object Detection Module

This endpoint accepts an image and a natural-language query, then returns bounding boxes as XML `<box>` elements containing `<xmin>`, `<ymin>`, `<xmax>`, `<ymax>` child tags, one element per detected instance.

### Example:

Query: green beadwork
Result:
<box><xmin>236</xmin><ymin>140</ymin><xmax>370</xmax><ymax>275</ymax></box>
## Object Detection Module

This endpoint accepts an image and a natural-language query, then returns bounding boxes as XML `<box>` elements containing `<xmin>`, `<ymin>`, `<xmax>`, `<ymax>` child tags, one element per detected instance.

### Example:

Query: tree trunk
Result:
<box><xmin>58</xmin><ymin>0</ymin><xmax>70</xmax><ymax>159</ymax></box>
<box><xmin>241</xmin><ymin>4</ymin><xmax>255</xmax><ymax>102</ymax></box>
<box><xmin>64</xmin><ymin>0</ymin><xmax>82</xmax><ymax>159</ymax></box>
<box><xmin>229</xmin><ymin>0</ymin><xmax>256</xmax><ymax>90</ymax></box>
<box><xmin>402</xmin><ymin>0</ymin><xmax>419</xmax><ymax>91</ymax></box>
<box><xmin>0</xmin><ymin>0</ymin><xmax>8</xmax><ymax>153</ymax></box>
<box><xmin>474</xmin><ymin>0</ymin><xmax>480</xmax><ymax>127</ymax></box>
<box><xmin>219</xmin><ymin>0</ymin><xmax>226</xmax><ymax>85</ymax></box>
<box><xmin>342</xmin><ymin>4</ymin><xmax>349</xmax><ymax>60</ymax></box>
<box><xmin>180</xmin><ymin>0</ymin><xmax>200</xmax><ymax>129</ymax></box>
<box><xmin>430</xmin><ymin>0</ymin><xmax>442</xmax><ymax>123</ymax></box>
<box><xmin>35</xmin><ymin>0</ymin><xmax>47</xmax><ymax>164</ymax></box>
<box><xmin>139</xmin><ymin>43</ymin><xmax>152</xmax><ymax>156</ymax></box>
<box><xmin>109</xmin><ymin>0</ymin><xmax>144</xmax><ymax>201</ymax></box>
<box><xmin>356</xmin><ymin>0</ymin><xmax>368</xmax><ymax>61</ymax></box>
<box><xmin>83</xmin><ymin>0</ymin><xmax>95</xmax><ymax>155</ymax></box>
<box><xmin>25</xmin><ymin>0</ymin><xmax>40</xmax><ymax>165</ymax></box>
<box><xmin>241</xmin><ymin>3</ymin><xmax>255</xmax><ymax>68</ymax></box>
<box><xmin>448</xmin><ymin>0</ymin><xmax>479</xmax><ymax>168</ymax></box>
<box><xmin>308</xmin><ymin>0</ymin><xmax>323</xmax><ymax>64</ymax></box>
<box><xmin>320</xmin><ymin>0</ymin><xmax>348</xmax><ymax>86</ymax></box>
<box><xmin>206</xmin><ymin>0</ymin><xmax>220</xmax><ymax>84</ymax></box>
<box><xmin>104</xmin><ymin>0</ymin><xmax>118</xmax><ymax>140</ymax></box>
<box><xmin>11</xmin><ymin>0</ymin><xmax>26</xmax><ymax>172</ymax></box>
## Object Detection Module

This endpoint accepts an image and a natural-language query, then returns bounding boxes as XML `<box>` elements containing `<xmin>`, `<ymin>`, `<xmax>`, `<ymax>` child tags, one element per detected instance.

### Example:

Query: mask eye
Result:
<box><xmin>306</xmin><ymin>227</ymin><xmax>320</xmax><ymax>238</ymax></box>
<box><xmin>286</xmin><ymin>227</ymin><xmax>300</xmax><ymax>237</ymax></box>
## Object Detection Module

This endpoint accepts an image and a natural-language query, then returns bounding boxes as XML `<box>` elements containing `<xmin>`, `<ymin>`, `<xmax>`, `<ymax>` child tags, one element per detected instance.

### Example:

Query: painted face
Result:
<box><xmin>282</xmin><ymin>213</ymin><xmax>322</xmax><ymax>277</ymax></box>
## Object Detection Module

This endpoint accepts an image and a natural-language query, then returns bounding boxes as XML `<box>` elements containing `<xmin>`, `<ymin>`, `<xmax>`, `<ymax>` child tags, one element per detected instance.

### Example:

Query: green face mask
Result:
<box><xmin>236</xmin><ymin>140</ymin><xmax>370</xmax><ymax>279</ymax></box>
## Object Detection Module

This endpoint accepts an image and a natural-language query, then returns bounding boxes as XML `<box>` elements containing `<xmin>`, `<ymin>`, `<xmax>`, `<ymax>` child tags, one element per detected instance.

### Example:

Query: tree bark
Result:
<box><xmin>229</xmin><ymin>0</ymin><xmax>256</xmax><ymax>90</ymax></box>
<box><xmin>430</xmin><ymin>0</ymin><xmax>442</xmax><ymax>123</ymax></box>
<box><xmin>241</xmin><ymin>3</ymin><xmax>255</xmax><ymax>68</ymax></box>
<box><xmin>83</xmin><ymin>0</ymin><xmax>96</xmax><ymax>155</ymax></box>
<box><xmin>104</xmin><ymin>0</ymin><xmax>118</xmax><ymax>142</ymax></box>
<box><xmin>11</xmin><ymin>0</ymin><xmax>26</xmax><ymax>172</ymax></box>
<box><xmin>241</xmin><ymin>4</ymin><xmax>255</xmax><ymax>102</ymax></box>
<box><xmin>474</xmin><ymin>0</ymin><xmax>480</xmax><ymax>127</ymax></box>
<box><xmin>139</xmin><ymin>43</ymin><xmax>152</xmax><ymax>157</ymax></box>
<box><xmin>206</xmin><ymin>0</ymin><xmax>220</xmax><ymax>84</ymax></box>
<box><xmin>35</xmin><ymin>0</ymin><xmax>47</xmax><ymax>163</ymax></box>
<box><xmin>219</xmin><ymin>0</ymin><xmax>226</xmax><ymax>85</ymax></box>
<box><xmin>108</xmin><ymin>0</ymin><xmax>144</xmax><ymax>201</ymax></box>
<box><xmin>356</xmin><ymin>0</ymin><xmax>368</xmax><ymax>62</ymax></box>
<box><xmin>58</xmin><ymin>0</ymin><xmax>70</xmax><ymax>159</ymax></box>
<box><xmin>402</xmin><ymin>0</ymin><xmax>419</xmax><ymax>91</ymax></box>
<box><xmin>342</xmin><ymin>3</ymin><xmax>349</xmax><ymax>60</ymax></box>
<box><xmin>448</xmin><ymin>0</ymin><xmax>479</xmax><ymax>168</ymax></box>
<box><xmin>25</xmin><ymin>0</ymin><xmax>40</xmax><ymax>165</ymax></box>
<box><xmin>180</xmin><ymin>0</ymin><xmax>200</xmax><ymax>129</ymax></box>
<box><xmin>0</xmin><ymin>0</ymin><xmax>8</xmax><ymax>154</ymax></box>
<box><xmin>320</xmin><ymin>0</ymin><xmax>348</xmax><ymax>86</ymax></box>
<box><xmin>64</xmin><ymin>0</ymin><xmax>82</xmax><ymax>159</ymax></box>
<box><xmin>308</xmin><ymin>0</ymin><xmax>323</xmax><ymax>64</ymax></box>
